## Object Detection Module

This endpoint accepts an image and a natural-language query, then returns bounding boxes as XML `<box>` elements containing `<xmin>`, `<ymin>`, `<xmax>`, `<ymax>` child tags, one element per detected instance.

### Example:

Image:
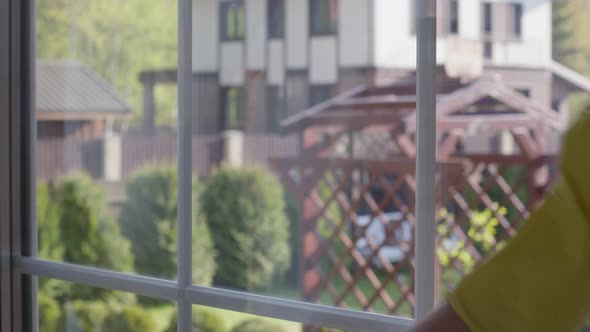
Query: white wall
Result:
<box><xmin>193</xmin><ymin>0</ymin><xmax>219</xmax><ymax>72</ymax></box>
<box><xmin>339</xmin><ymin>0</ymin><xmax>371</xmax><ymax>67</ymax></box>
<box><xmin>488</xmin><ymin>0</ymin><xmax>551</xmax><ymax>67</ymax></box>
<box><xmin>372</xmin><ymin>0</ymin><xmax>416</xmax><ymax>68</ymax></box>
<box><xmin>220</xmin><ymin>43</ymin><xmax>245</xmax><ymax>85</ymax></box>
<box><xmin>286</xmin><ymin>0</ymin><xmax>308</xmax><ymax>68</ymax></box>
<box><xmin>246</xmin><ymin>0</ymin><xmax>267</xmax><ymax>70</ymax></box>
<box><xmin>371</xmin><ymin>0</ymin><xmax>551</xmax><ymax>69</ymax></box>
<box><xmin>459</xmin><ymin>0</ymin><xmax>480</xmax><ymax>39</ymax></box>
<box><xmin>310</xmin><ymin>37</ymin><xmax>338</xmax><ymax>84</ymax></box>
<box><xmin>268</xmin><ymin>40</ymin><xmax>285</xmax><ymax>85</ymax></box>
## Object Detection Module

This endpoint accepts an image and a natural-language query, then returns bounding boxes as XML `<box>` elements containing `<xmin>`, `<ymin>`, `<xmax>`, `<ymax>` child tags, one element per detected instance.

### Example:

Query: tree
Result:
<box><xmin>553</xmin><ymin>0</ymin><xmax>590</xmax><ymax>124</ymax></box>
<box><xmin>36</xmin><ymin>0</ymin><xmax>178</xmax><ymax>126</ymax></box>
<box><xmin>120</xmin><ymin>165</ymin><xmax>216</xmax><ymax>286</ymax></box>
<box><xmin>202</xmin><ymin>166</ymin><xmax>290</xmax><ymax>290</ymax></box>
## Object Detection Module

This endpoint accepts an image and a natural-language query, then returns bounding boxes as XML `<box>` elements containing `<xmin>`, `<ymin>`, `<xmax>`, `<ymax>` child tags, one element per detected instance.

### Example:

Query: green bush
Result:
<box><xmin>202</xmin><ymin>166</ymin><xmax>290</xmax><ymax>290</ymax></box>
<box><xmin>59</xmin><ymin>300</ymin><xmax>109</xmax><ymax>332</ymax></box>
<box><xmin>231</xmin><ymin>318</ymin><xmax>287</xmax><ymax>332</ymax></box>
<box><xmin>103</xmin><ymin>306</ymin><xmax>157</xmax><ymax>332</ymax></box>
<box><xmin>56</xmin><ymin>174</ymin><xmax>133</xmax><ymax>273</ymax></box>
<box><xmin>284</xmin><ymin>190</ymin><xmax>300</xmax><ymax>288</ymax></box>
<box><xmin>165</xmin><ymin>307</ymin><xmax>227</xmax><ymax>332</ymax></box>
<box><xmin>120</xmin><ymin>165</ymin><xmax>217</xmax><ymax>288</ymax></box>
<box><xmin>38</xmin><ymin>292</ymin><xmax>62</xmax><ymax>332</ymax></box>
<box><xmin>437</xmin><ymin>203</ymin><xmax>508</xmax><ymax>287</ymax></box>
<box><xmin>38</xmin><ymin>175</ymin><xmax>135</xmax><ymax>305</ymax></box>
<box><xmin>37</xmin><ymin>181</ymin><xmax>63</xmax><ymax>262</ymax></box>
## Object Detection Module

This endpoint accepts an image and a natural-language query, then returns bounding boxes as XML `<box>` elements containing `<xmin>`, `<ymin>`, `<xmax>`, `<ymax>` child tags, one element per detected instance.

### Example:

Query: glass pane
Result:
<box><xmin>191</xmin><ymin>0</ymin><xmax>418</xmax><ymax>319</ymax></box>
<box><xmin>191</xmin><ymin>305</ymin><xmax>348</xmax><ymax>332</ymax></box>
<box><xmin>435</xmin><ymin>0</ymin><xmax>589</xmax><ymax>308</ymax></box>
<box><xmin>35</xmin><ymin>0</ymin><xmax>178</xmax><ymax>279</ymax></box>
<box><xmin>38</xmin><ymin>278</ymin><xmax>175</xmax><ymax>332</ymax></box>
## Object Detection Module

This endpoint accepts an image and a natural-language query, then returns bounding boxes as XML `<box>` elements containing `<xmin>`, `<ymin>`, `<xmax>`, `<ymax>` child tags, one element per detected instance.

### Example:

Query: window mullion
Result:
<box><xmin>414</xmin><ymin>0</ymin><xmax>437</xmax><ymax>321</ymax></box>
<box><xmin>177</xmin><ymin>0</ymin><xmax>193</xmax><ymax>330</ymax></box>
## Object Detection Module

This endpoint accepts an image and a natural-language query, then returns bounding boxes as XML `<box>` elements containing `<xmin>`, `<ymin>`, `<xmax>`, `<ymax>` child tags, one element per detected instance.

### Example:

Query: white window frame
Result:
<box><xmin>5</xmin><ymin>1</ymin><xmax>438</xmax><ymax>331</ymax></box>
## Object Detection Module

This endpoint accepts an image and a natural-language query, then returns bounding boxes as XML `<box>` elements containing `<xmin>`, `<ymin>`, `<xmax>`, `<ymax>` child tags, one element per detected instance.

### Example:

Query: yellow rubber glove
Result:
<box><xmin>447</xmin><ymin>115</ymin><xmax>590</xmax><ymax>332</ymax></box>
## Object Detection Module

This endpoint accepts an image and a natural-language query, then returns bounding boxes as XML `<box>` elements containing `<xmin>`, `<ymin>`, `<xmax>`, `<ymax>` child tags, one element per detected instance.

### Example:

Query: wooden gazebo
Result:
<box><xmin>272</xmin><ymin>76</ymin><xmax>565</xmax><ymax>319</ymax></box>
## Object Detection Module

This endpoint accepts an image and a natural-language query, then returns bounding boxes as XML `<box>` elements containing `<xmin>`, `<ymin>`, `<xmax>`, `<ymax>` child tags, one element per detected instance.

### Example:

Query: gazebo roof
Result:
<box><xmin>281</xmin><ymin>76</ymin><xmax>565</xmax><ymax>135</ymax></box>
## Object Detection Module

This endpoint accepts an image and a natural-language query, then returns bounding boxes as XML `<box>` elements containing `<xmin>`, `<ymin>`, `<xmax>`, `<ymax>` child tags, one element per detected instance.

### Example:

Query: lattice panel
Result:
<box><xmin>273</xmin><ymin>153</ymin><xmax>558</xmax><ymax>324</ymax></box>
<box><xmin>435</xmin><ymin>158</ymin><xmax>559</xmax><ymax>294</ymax></box>
<box><xmin>300</xmin><ymin>165</ymin><xmax>417</xmax><ymax>317</ymax></box>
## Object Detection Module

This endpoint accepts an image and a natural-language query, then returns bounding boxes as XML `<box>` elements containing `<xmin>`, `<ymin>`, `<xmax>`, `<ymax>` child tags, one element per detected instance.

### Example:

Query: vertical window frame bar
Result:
<box><xmin>414</xmin><ymin>0</ymin><xmax>437</xmax><ymax>321</ymax></box>
<box><xmin>177</xmin><ymin>0</ymin><xmax>193</xmax><ymax>330</ymax></box>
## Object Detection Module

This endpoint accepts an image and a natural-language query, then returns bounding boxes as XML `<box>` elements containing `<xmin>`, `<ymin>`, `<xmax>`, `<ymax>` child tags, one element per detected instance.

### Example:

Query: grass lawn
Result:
<box><xmin>262</xmin><ymin>270</ymin><xmax>414</xmax><ymax>318</ymax></box>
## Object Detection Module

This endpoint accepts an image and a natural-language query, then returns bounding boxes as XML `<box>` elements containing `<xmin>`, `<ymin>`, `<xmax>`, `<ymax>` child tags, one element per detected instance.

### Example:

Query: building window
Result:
<box><xmin>268</xmin><ymin>86</ymin><xmax>286</xmax><ymax>131</ymax></box>
<box><xmin>309</xmin><ymin>0</ymin><xmax>338</xmax><ymax>36</ymax></box>
<box><xmin>268</xmin><ymin>0</ymin><xmax>285</xmax><ymax>39</ymax></box>
<box><xmin>309</xmin><ymin>85</ymin><xmax>333</xmax><ymax>106</ymax></box>
<box><xmin>511</xmin><ymin>3</ymin><xmax>523</xmax><ymax>38</ymax></box>
<box><xmin>449</xmin><ymin>0</ymin><xmax>459</xmax><ymax>34</ymax></box>
<box><xmin>484</xmin><ymin>41</ymin><xmax>493</xmax><ymax>59</ymax></box>
<box><xmin>483</xmin><ymin>2</ymin><xmax>492</xmax><ymax>35</ymax></box>
<box><xmin>221</xmin><ymin>87</ymin><xmax>244</xmax><ymax>130</ymax></box>
<box><xmin>516</xmin><ymin>88</ymin><xmax>530</xmax><ymax>98</ymax></box>
<box><xmin>220</xmin><ymin>0</ymin><xmax>245</xmax><ymax>41</ymax></box>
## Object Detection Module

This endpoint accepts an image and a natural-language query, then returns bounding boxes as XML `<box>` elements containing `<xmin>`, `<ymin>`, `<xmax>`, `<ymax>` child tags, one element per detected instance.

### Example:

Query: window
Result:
<box><xmin>221</xmin><ymin>0</ymin><xmax>245</xmax><ymax>40</ymax></box>
<box><xmin>483</xmin><ymin>2</ymin><xmax>492</xmax><ymax>35</ymax></box>
<box><xmin>484</xmin><ymin>41</ymin><xmax>493</xmax><ymax>59</ymax></box>
<box><xmin>268</xmin><ymin>86</ymin><xmax>286</xmax><ymax>131</ymax></box>
<box><xmin>309</xmin><ymin>85</ymin><xmax>333</xmax><ymax>106</ymax></box>
<box><xmin>268</xmin><ymin>0</ymin><xmax>285</xmax><ymax>39</ymax></box>
<box><xmin>516</xmin><ymin>88</ymin><xmax>530</xmax><ymax>98</ymax></box>
<box><xmin>511</xmin><ymin>3</ymin><xmax>523</xmax><ymax>38</ymax></box>
<box><xmin>221</xmin><ymin>87</ymin><xmax>244</xmax><ymax>130</ymax></box>
<box><xmin>309</xmin><ymin>0</ymin><xmax>338</xmax><ymax>35</ymax></box>
<box><xmin>10</xmin><ymin>0</ymin><xmax>566</xmax><ymax>331</ymax></box>
<box><xmin>449</xmin><ymin>0</ymin><xmax>459</xmax><ymax>34</ymax></box>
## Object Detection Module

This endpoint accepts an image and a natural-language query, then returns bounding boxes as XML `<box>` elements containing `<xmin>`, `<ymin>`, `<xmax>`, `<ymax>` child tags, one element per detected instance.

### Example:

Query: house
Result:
<box><xmin>36</xmin><ymin>61</ymin><xmax>131</xmax><ymax>181</ymax></box>
<box><xmin>139</xmin><ymin>0</ymin><xmax>590</xmax><ymax>142</ymax></box>
<box><xmin>37</xmin><ymin>61</ymin><xmax>131</xmax><ymax>141</ymax></box>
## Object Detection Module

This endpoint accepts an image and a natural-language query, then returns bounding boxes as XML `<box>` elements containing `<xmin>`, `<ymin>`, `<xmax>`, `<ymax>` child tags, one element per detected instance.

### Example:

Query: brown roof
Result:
<box><xmin>36</xmin><ymin>61</ymin><xmax>131</xmax><ymax>120</ymax></box>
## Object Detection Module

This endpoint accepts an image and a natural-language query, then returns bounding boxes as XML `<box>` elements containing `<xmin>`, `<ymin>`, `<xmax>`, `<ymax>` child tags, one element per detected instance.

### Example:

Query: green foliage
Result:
<box><xmin>103</xmin><ymin>306</ymin><xmax>157</xmax><ymax>332</ymax></box>
<box><xmin>120</xmin><ymin>165</ymin><xmax>217</xmax><ymax>287</ymax></box>
<box><xmin>552</xmin><ymin>0</ymin><xmax>590</xmax><ymax>124</ymax></box>
<box><xmin>436</xmin><ymin>203</ymin><xmax>508</xmax><ymax>273</ymax></box>
<box><xmin>56</xmin><ymin>175</ymin><xmax>133</xmax><ymax>273</ymax></box>
<box><xmin>38</xmin><ymin>175</ymin><xmax>135</xmax><ymax>305</ymax></box>
<box><xmin>283</xmin><ymin>190</ymin><xmax>301</xmax><ymax>288</ymax></box>
<box><xmin>60</xmin><ymin>300</ymin><xmax>109</xmax><ymax>332</ymax></box>
<box><xmin>165</xmin><ymin>307</ymin><xmax>228</xmax><ymax>332</ymax></box>
<box><xmin>39</xmin><ymin>292</ymin><xmax>62</xmax><ymax>332</ymax></box>
<box><xmin>231</xmin><ymin>319</ymin><xmax>287</xmax><ymax>332</ymax></box>
<box><xmin>36</xmin><ymin>0</ymin><xmax>178</xmax><ymax>126</ymax></box>
<box><xmin>203</xmin><ymin>166</ymin><xmax>290</xmax><ymax>290</ymax></box>
<box><xmin>37</xmin><ymin>181</ymin><xmax>63</xmax><ymax>262</ymax></box>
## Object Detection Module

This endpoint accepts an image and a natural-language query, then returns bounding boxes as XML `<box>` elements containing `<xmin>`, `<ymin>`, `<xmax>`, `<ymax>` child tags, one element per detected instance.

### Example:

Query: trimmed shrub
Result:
<box><xmin>119</xmin><ymin>165</ymin><xmax>216</xmax><ymax>287</ymax></box>
<box><xmin>103</xmin><ymin>306</ymin><xmax>157</xmax><ymax>332</ymax></box>
<box><xmin>202</xmin><ymin>166</ymin><xmax>290</xmax><ymax>290</ymax></box>
<box><xmin>165</xmin><ymin>307</ymin><xmax>227</xmax><ymax>332</ymax></box>
<box><xmin>56</xmin><ymin>174</ymin><xmax>133</xmax><ymax>273</ymax></box>
<box><xmin>231</xmin><ymin>318</ymin><xmax>287</xmax><ymax>332</ymax></box>
<box><xmin>39</xmin><ymin>174</ymin><xmax>135</xmax><ymax>305</ymax></box>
